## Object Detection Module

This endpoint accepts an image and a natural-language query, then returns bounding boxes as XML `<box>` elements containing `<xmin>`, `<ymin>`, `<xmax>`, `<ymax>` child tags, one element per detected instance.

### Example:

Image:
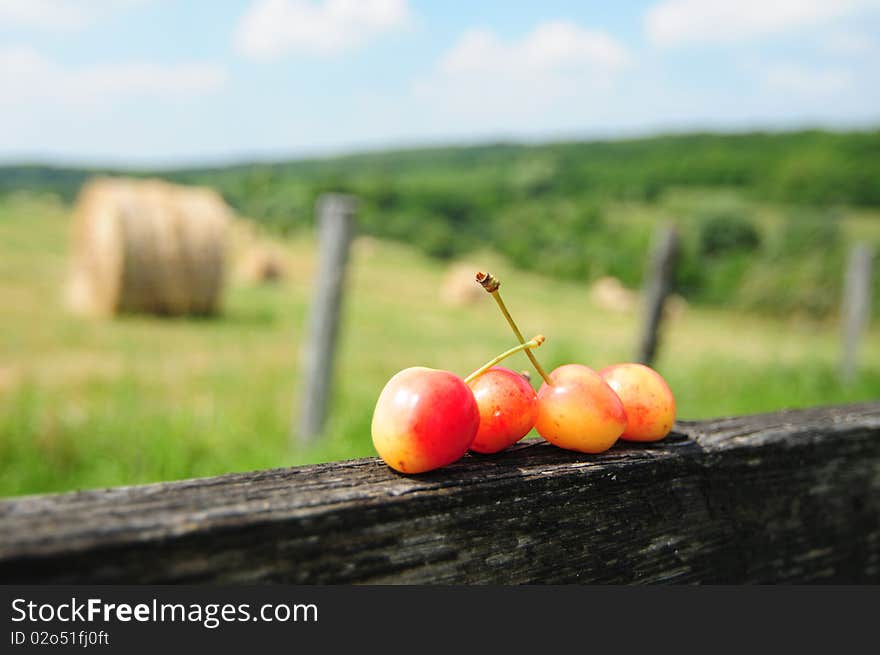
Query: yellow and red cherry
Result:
<box><xmin>535</xmin><ymin>364</ymin><xmax>628</xmax><ymax>453</ymax></box>
<box><xmin>468</xmin><ymin>366</ymin><xmax>538</xmax><ymax>454</ymax></box>
<box><xmin>371</xmin><ymin>367</ymin><xmax>480</xmax><ymax>474</ymax></box>
<box><xmin>371</xmin><ymin>335</ymin><xmax>545</xmax><ymax>474</ymax></box>
<box><xmin>599</xmin><ymin>363</ymin><xmax>676</xmax><ymax>442</ymax></box>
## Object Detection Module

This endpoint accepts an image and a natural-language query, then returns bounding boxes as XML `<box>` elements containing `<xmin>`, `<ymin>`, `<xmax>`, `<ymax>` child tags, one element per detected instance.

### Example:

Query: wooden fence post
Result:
<box><xmin>840</xmin><ymin>243</ymin><xmax>873</xmax><ymax>384</ymax></box>
<box><xmin>637</xmin><ymin>225</ymin><xmax>680</xmax><ymax>366</ymax></box>
<box><xmin>295</xmin><ymin>193</ymin><xmax>356</xmax><ymax>443</ymax></box>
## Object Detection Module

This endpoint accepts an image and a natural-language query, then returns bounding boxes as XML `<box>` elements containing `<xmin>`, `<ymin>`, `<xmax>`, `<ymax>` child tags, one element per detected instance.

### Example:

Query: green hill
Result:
<box><xmin>3</xmin><ymin>129</ymin><xmax>879</xmax><ymax>318</ymax></box>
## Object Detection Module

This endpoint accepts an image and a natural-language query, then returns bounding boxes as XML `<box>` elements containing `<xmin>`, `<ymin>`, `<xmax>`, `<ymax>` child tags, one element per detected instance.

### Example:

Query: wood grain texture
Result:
<box><xmin>1</xmin><ymin>403</ymin><xmax>879</xmax><ymax>584</ymax></box>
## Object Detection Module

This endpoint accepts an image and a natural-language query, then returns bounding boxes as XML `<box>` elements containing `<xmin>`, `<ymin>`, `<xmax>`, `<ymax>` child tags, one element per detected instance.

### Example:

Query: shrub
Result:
<box><xmin>698</xmin><ymin>211</ymin><xmax>761</xmax><ymax>257</ymax></box>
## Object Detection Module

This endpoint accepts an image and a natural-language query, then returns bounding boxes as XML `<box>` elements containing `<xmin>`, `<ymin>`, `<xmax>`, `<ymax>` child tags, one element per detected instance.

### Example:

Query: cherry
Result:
<box><xmin>372</xmin><ymin>336</ymin><xmax>545</xmax><ymax>473</ymax></box>
<box><xmin>476</xmin><ymin>271</ymin><xmax>626</xmax><ymax>454</ymax></box>
<box><xmin>371</xmin><ymin>367</ymin><xmax>479</xmax><ymax>474</ymax></box>
<box><xmin>468</xmin><ymin>366</ymin><xmax>538</xmax><ymax>454</ymax></box>
<box><xmin>599</xmin><ymin>363</ymin><xmax>676</xmax><ymax>442</ymax></box>
<box><xmin>535</xmin><ymin>364</ymin><xmax>627</xmax><ymax>453</ymax></box>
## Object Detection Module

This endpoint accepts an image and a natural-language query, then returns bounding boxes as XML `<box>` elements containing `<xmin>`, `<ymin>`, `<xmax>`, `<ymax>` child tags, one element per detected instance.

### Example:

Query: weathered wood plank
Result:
<box><xmin>1</xmin><ymin>403</ymin><xmax>879</xmax><ymax>584</ymax></box>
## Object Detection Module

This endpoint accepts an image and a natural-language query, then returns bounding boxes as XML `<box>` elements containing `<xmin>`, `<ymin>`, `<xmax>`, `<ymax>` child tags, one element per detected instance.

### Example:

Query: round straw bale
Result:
<box><xmin>68</xmin><ymin>177</ymin><xmax>231</xmax><ymax>317</ymax></box>
<box><xmin>664</xmin><ymin>293</ymin><xmax>688</xmax><ymax>320</ymax></box>
<box><xmin>590</xmin><ymin>276</ymin><xmax>637</xmax><ymax>314</ymax></box>
<box><xmin>441</xmin><ymin>263</ymin><xmax>484</xmax><ymax>306</ymax></box>
<box><xmin>237</xmin><ymin>243</ymin><xmax>289</xmax><ymax>284</ymax></box>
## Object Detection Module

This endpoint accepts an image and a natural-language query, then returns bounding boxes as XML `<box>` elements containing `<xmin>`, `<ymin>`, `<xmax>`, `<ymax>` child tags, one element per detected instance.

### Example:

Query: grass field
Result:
<box><xmin>1</xmin><ymin>193</ymin><xmax>879</xmax><ymax>498</ymax></box>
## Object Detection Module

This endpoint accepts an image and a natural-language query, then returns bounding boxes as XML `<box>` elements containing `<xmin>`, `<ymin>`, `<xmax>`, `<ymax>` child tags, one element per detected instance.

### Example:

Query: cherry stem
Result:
<box><xmin>476</xmin><ymin>272</ymin><xmax>553</xmax><ymax>385</ymax></box>
<box><xmin>464</xmin><ymin>335</ymin><xmax>546</xmax><ymax>385</ymax></box>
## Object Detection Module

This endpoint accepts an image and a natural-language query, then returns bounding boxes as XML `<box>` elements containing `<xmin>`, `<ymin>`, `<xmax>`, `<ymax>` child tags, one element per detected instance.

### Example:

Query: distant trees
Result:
<box><xmin>2</xmin><ymin>129</ymin><xmax>878</xmax><ymax>318</ymax></box>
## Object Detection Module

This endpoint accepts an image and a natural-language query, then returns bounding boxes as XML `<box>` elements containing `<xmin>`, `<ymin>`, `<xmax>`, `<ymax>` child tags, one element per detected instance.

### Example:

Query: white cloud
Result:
<box><xmin>763</xmin><ymin>63</ymin><xmax>855</xmax><ymax>96</ymax></box>
<box><xmin>646</xmin><ymin>0</ymin><xmax>880</xmax><ymax>47</ymax></box>
<box><xmin>415</xmin><ymin>21</ymin><xmax>630</xmax><ymax>122</ymax></box>
<box><xmin>440</xmin><ymin>21</ymin><xmax>629</xmax><ymax>75</ymax></box>
<box><xmin>0</xmin><ymin>0</ymin><xmax>144</xmax><ymax>31</ymax></box>
<box><xmin>0</xmin><ymin>46</ymin><xmax>226</xmax><ymax>108</ymax></box>
<box><xmin>821</xmin><ymin>31</ymin><xmax>877</xmax><ymax>56</ymax></box>
<box><xmin>235</xmin><ymin>0</ymin><xmax>411</xmax><ymax>60</ymax></box>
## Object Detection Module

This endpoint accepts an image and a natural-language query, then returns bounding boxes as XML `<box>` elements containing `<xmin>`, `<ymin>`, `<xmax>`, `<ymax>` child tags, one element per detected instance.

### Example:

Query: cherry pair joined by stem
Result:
<box><xmin>476</xmin><ymin>272</ymin><xmax>676</xmax><ymax>452</ymax></box>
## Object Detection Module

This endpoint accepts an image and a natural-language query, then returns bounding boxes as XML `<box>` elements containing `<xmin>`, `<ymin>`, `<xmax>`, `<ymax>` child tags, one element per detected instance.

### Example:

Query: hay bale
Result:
<box><xmin>590</xmin><ymin>276</ymin><xmax>637</xmax><ymax>313</ymax></box>
<box><xmin>441</xmin><ymin>264</ymin><xmax>484</xmax><ymax>306</ymax></box>
<box><xmin>237</xmin><ymin>244</ymin><xmax>288</xmax><ymax>284</ymax></box>
<box><xmin>664</xmin><ymin>293</ymin><xmax>688</xmax><ymax>320</ymax></box>
<box><xmin>68</xmin><ymin>177</ymin><xmax>231</xmax><ymax>317</ymax></box>
<box><xmin>227</xmin><ymin>218</ymin><xmax>290</xmax><ymax>285</ymax></box>
<box><xmin>352</xmin><ymin>235</ymin><xmax>379</xmax><ymax>258</ymax></box>
<box><xmin>0</xmin><ymin>365</ymin><xmax>18</xmax><ymax>398</ymax></box>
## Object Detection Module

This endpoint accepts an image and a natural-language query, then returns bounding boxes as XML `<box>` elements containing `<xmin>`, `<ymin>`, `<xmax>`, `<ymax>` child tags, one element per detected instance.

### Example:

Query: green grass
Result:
<box><xmin>1</xmin><ymin>194</ymin><xmax>878</xmax><ymax>497</ymax></box>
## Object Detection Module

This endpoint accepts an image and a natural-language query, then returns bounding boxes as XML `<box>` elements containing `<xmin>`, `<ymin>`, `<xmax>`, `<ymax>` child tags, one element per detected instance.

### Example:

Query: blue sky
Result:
<box><xmin>1</xmin><ymin>0</ymin><xmax>879</xmax><ymax>166</ymax></box>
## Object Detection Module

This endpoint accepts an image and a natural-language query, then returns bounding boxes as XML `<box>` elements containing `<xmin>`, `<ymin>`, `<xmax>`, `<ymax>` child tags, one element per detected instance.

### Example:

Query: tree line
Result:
<box><xmin>3</xmin><ymin>128</ymin><xmax>878</xmax><ymax>317</ymax></box>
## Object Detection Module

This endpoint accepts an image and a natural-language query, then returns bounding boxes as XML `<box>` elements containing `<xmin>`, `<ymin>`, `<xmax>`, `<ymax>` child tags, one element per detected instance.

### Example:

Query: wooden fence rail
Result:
<box><xmin>1</xmin><ymin>402</ymin><xmax>879</xmax><ymax>584</ymax></box>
